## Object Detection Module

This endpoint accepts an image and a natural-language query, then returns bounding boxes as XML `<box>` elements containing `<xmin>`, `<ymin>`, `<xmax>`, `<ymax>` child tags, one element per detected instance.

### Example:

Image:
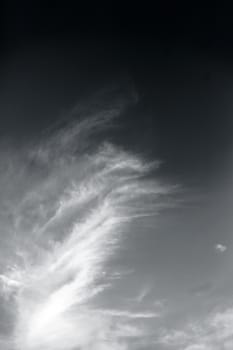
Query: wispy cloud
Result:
<box><xmin>134</xmin><ymin>286</ymin><xmax>151</xmax><ymax>303</ymax></box>
<box><xmin>0</xmin><ymin>91</ymin><xmax>173</xmax><ymax>350</ymax></box>
<box><xmin>157</xmin><ymin>306</ymin><xmax>233</xmax><ymax>350</ymax></box>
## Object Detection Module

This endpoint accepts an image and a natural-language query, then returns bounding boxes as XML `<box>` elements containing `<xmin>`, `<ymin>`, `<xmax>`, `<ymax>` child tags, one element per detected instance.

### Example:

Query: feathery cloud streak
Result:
<box><xmin>0</xmin><ymin>92</ymin><xmax>173</xmax><ymax>350</ymax></box>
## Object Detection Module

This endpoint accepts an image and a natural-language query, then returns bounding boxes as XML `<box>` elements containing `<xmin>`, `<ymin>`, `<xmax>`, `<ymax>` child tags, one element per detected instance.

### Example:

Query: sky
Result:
<box><xmin>0</xmin><ymin>2</ymin><xmax>233</xmax><ymax>350</ymax></box>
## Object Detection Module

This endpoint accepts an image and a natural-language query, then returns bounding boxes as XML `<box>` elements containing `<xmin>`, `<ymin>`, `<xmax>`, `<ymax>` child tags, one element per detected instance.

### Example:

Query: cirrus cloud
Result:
<box><xmin>0</xmin><ymin>90</ymin><xmax>174</xmax><ymax>350</ymax></box>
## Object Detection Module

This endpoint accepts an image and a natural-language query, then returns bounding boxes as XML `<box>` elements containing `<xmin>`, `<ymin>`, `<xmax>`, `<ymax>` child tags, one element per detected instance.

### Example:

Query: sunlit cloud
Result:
<box><xmin>0</xmin><ymin>91</ymin><xmax>173</xmax><ymax>350</ymax></box>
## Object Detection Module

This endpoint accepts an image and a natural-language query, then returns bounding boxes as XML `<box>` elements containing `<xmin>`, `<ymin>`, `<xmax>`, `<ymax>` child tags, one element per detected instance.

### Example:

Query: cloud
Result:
<box><xmin>0</xmin><ymin>91</ymin><xmax>173</xmax><ymax>350</ymax></box>
<box><xmin>134</xmin><ymin>286</ymin><xmax>151</xmax><ymax>303</ymax></box>
<box><xmin>157</xmin><ymin>306</ymin><xmax>233</xmax><ymax>350</ymax></box>
<box><xmin>215</xmin><ymin>243</ymin><xmax>227</xmax><ymax>253</ymax></box>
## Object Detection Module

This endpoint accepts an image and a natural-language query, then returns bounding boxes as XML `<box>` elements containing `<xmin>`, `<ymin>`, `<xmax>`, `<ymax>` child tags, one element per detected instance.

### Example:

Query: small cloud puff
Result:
<box><xmin>215</xmin><ymin>243</ymin><xmax>227</xmax><ymax>253</ymax></box>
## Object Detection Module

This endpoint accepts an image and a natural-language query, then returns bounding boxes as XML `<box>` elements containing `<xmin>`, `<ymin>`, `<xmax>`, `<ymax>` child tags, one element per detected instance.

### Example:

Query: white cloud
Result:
<box><xmin>0</xmin><ymin>93</ymin><xmax>173</xmax><ymax>350</ymax></box>
<box><xmin>215</xmin><ymin>243</ymin><xmax>227</xmax><ymax>253</ymax></box>
<box><xmin>97</xmin><ymin>309</ymin><xmax>160</xmax><ymax>319</ymax></box>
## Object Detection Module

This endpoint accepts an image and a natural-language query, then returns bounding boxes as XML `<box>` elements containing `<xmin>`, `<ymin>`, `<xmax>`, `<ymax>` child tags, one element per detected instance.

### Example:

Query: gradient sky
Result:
<box><xmin>1</xmin><ymin>3</ymin><xmax>233</xmax><ymax>350</ymax></box>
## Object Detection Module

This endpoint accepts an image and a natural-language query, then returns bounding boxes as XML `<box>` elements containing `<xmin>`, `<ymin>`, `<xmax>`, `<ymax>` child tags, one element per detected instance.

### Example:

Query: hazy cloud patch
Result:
<box><xmin>157</xmin><ymin>306</ymin><xmax>233</xmax><ymax>350</ymax></box>
<box><xmin>215</xmin><ymin>243</ymin><xmax>227</xmax><ymax>253</ymax></box>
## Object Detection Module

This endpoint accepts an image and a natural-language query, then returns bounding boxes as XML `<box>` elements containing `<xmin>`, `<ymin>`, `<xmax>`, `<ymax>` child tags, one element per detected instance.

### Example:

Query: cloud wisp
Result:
<box><xmin>157</xmin><ymin>306</ymin><xmax>233</xmax><ymax>350</ymax></box>
<box><xmin>0</xmin><ymin>92</ymin><xmax>172</xmax><ymax>350</ymax></box>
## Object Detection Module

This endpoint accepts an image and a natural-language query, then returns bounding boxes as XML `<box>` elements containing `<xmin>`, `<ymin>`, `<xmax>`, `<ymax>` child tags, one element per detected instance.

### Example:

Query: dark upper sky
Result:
<box><xmin>1</xmin><ymin>1</ymin><xmax>233</xmax><ymax>187</ymax></box>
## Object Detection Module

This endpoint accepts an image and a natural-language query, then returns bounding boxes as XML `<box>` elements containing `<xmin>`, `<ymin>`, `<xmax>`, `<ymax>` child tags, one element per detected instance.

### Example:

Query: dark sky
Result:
<box><xmin>1</xmin><ymin>2</ymin><xmax>233</xmax><ymax>186</ymax></box>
